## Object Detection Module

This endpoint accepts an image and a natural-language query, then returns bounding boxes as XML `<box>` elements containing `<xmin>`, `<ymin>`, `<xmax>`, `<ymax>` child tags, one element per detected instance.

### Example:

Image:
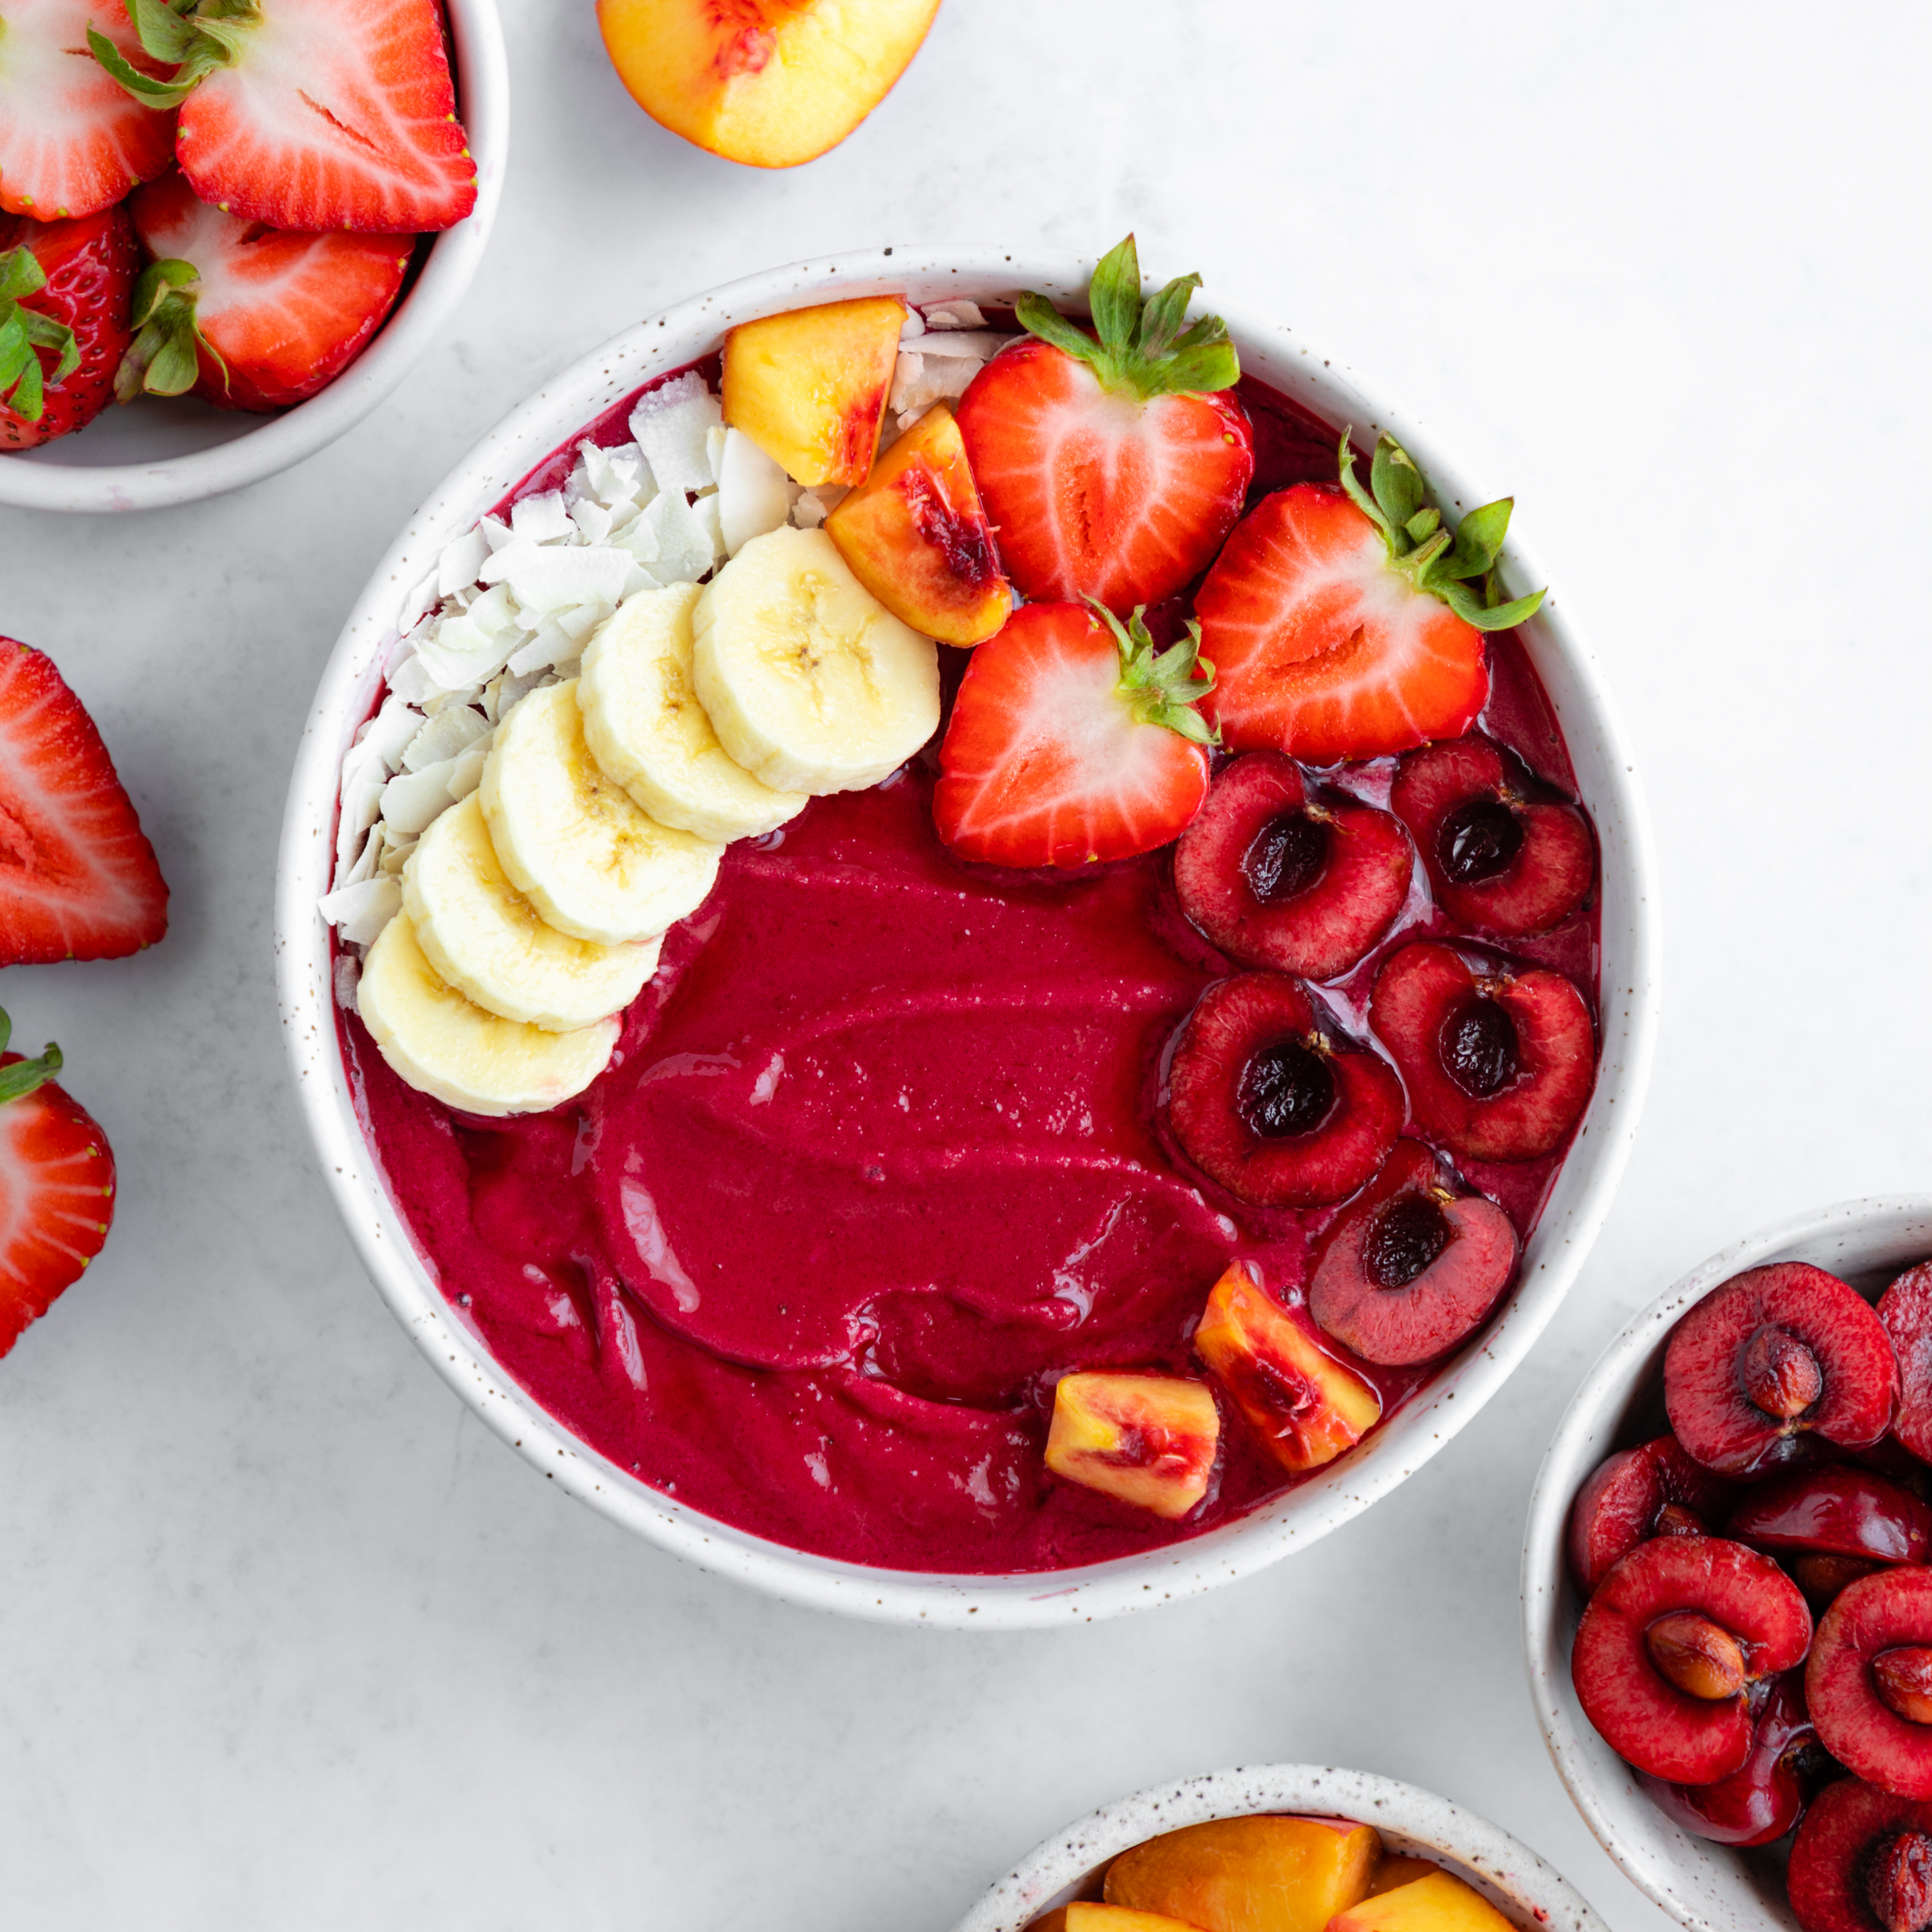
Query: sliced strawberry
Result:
<box><xmin>0</xmin><ymin>204</ymin><xmax>137</xmax><ymax>447</ymax></box>
<box><xmin>119</xmin><ymin>171</ymin><xmax>411</xmax><ymax>412</ymax></box>
<box><xmin>0</xmin><ymin>638</ymin><xmax>168</xmax><ymax>965</ymax></box>
<box><xmin>0</xmin><ymin>0</ymin><xmax>175</xmax><ymax>220</ymax></box>
<box><xmin>934</xmin><ymin>601</ymin><xmax>1216</xmax><ymax>869</ymax></box>
<box><xmin>0</xmin><ymin>1018</ymin><xmax>116</xmax><ymax>1358</ymax></box>
<box><xmin>1196</xmin><ymin>432</ymin><xmax>1545</xmax><ymax>763</ymax></box>
<box><xmin>91</xmin><ymin>0</ymin><xmax>476</xmax><ymax>234</ymax></box>
<box><xmin>954</xmin><ymin>234</ymin><xmax>1253</xmax><ymax>612</ymax></box>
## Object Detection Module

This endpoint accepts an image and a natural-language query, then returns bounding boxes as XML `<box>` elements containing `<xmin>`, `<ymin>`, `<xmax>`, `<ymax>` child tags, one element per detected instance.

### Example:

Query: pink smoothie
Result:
<box><xmin>338</xmin><ymin>366</ymin><xmax>1599</xmax><ymax>1574</ymax></box>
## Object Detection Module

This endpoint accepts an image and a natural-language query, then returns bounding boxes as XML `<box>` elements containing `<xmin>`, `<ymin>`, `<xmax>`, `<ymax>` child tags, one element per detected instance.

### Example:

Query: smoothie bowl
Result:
<box><xmin>1525</xmin><ymin>1198</ymin><xmax>1932</xmax><ymax>1930</ymax></box>
<box><xmin>276</xmin><ymin>242</ymin><xmax>1658</xmax><ymax>1625</ymax></box>
<box><xmin>948</xmin><ymin>1762</ymin><xmax>1607</xmax><ymax>1932</ymax></box>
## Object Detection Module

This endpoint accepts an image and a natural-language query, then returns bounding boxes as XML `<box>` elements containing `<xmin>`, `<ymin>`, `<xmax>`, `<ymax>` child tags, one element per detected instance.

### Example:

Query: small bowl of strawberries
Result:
<box><xmin>1525</xmin><ymin>1195</ymin><xmax>1932</xmax><ymax>1930</ymax></box>
<box><xmin>0</xmin><ymin>0</ymin><xmax>506</xmax><ymax>514</ymax></box>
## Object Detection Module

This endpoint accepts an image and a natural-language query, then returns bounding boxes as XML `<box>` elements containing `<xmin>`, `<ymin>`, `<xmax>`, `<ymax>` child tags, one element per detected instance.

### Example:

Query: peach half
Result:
<box><xmin>1043</xmin><ymin>1372</ymin><xmax>1220</xmax><ymax>1520</ymax></box>
<box><xmin>825</xmin><ymin>402</ymin><xmax>1013</xmax><ymax>645</ymax></box>
<box><xmin>595</xmin><ymin>0</ymin><xmax>941</xmax><ymax>169</ymax></box>
<box><xmin>721</xmin><ymin>293</ymin><xmax>906</xmax><ymax>486</ymax></box>
<box><xmin>1193</xmin><ymin>1261</ymin><xmax>1382</xmax><ymax>1476</ymax></box>
<box><xmin>1032</xmin><ymin>1907</ymin><xmax>1201</xmax><ymax>1932</ymax></box>
<box><xmin>1104</xmin><ymin>1814</ymin><xmax>1380</xmax><ymax>1932</ymax></box>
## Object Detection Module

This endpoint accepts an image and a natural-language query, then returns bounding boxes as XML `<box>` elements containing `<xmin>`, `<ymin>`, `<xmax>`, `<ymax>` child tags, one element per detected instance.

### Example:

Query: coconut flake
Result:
<box><xmin>690</xmin><ymin>491</ymin><xmax>725</xmax><ymax>568</ymax></box>
<box><xmin>415</xmin><ymin>613</ymin><xmax>517</xmax><ymax>692</ymax></box>
<box><xmin>333</xmin><ymin>954</ymin><xmax>361</xmax><ymax>1009</ymax></box>
<box><xmin>387</xmin><ymin>650</ymin><xmax>436</xmax><ymax>707</ymax></box>
<box><xmin>791</xmin><ymin>489</ymin><xmax>829</xmax><ymax>530</ymax></box>
<box><xmin>320</xmin><ymin>876</ymin><xmax>402</xmax><ymax>950</ymax></box>
<box><xmin>630</xmin><ymin>373</ymin><xmax>721</xmax><ymax>497</ymax></box>
<box><xmin>571</xmin><ymin>497</ymin><xmax>613</xmax><ymax>545</ymax></box>
<box><xmin>923</xmin><ymin>300</ymin><xmax>986</xmax><ymax>330</ymax></box>
<box><xmin>382</xmin><ymin>760</ymin><xmax>459</xmax><ymax>838</ymax></box>
<box><xmin>637</xmin><ymin>488</ymin><xmax>716</xmax><ymax>584</ymax></box>
<box><xmin>402</xmin><ymin>704</ymin><xmax>489</xmax><ymax>772</ymax></box>
<box><xmin>716</xmin><ymin>428</ymin><xmax>792</xmax><ymax>556</ymax></box>
<box><xmin>449</xmin><ymin>734</ymin><xmax>492</xmax><ymax>801</ymax></box>
<box><xmin>511</xmin><ymin>490</ymin><xmax>575</xmax><ymax>545</ymax></box>
<box><xmin>479</xmin><ymin>514</ymin><xmax>514</xmax><ymax>552</ymax></box>
<box><xmin>398</xmin><ymin>570</ymin><xmax>440</xmax><ymax>634</ymax></box>
<box><xmin>436</xmin><ymin>528</ymin><xmax>491</xmax><ymax>597</ymax></box>
<box><xmin>704</xmin><ymin>423</ymin><xmax>729</xmax><ymax>487</ymax></box>
<box><xmin>497</xmin><ymin>542</ymin><xmax>631</xmax><ymax>615</ymax></box>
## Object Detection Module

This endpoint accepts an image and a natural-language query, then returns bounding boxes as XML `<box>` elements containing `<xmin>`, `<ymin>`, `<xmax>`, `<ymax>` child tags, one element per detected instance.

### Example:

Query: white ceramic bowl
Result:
<box><xmin>0</xmin><ymin>0</ymin><xmax>507</xmax><ymax>514</ymax></box>
<box><xmin>276</xmin><ymin>247</ymin><xmax>1662</xmax><ymax>1627</ymax></box>
<box><xmin>948</xmin><ymin>1762</ymin><xmax>1608</xmax><ymax>1932</ymax></box>
<box><xmin>1523</xmin><ymin>1195</ymin><xmax>1932</xmax><ymax>1930</ymax></box>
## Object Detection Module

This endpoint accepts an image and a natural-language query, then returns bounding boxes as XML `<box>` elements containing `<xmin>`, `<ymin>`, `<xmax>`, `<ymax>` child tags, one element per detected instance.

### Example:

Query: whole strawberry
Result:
<box><xmin>0</xmin><ymin>1010</ymin><xmax>116</xmax><ymax>1360</ymax></box>
<box><xmin>956</xmin><ymin>234</ymin><xmax>1254</xmax><ymax>613</ymax></box>
<box><xmin>0</xmin><ymin>205</ymin><xmax>138</xmax><ymax>448</ymax></box>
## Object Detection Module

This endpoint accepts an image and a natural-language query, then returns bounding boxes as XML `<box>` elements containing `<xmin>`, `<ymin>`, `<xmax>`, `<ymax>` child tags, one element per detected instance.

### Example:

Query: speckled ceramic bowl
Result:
<box><xmin>0</xmin><ymin>0</ymin><xmax>506</xmax><ymax>514</ymax></box>
<box><xmin>1523</xmin><ymin>1195</ymin><xmax>1932</xmax><ymax>1930</ymax></box>
<box><xmin>278</xmin><ymin>247</ymin><xmax>1660</xmax><ymax>1627</ymax></box>
<box><xmin>948</xmin><ymin>1763</ymin><xmax>1607</xmax><ymax>1932</ymax></box>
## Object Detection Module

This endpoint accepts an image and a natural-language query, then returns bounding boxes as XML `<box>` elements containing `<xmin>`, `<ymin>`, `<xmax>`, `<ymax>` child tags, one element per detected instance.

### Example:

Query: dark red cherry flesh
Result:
<box><xmin>1728</xmin><ymin>1464</ymin><xmax>1932</xmax><ymax>1567</ymax></box>
<box><xmin>1166</xmin><ymin>972</ymin><xmax>1402</xmax><ymax>1208</ymax></box>
<box><xmin>1570</xmin><ymin>1534</ymin><xmax>1812</xmax><ymax>1785</ymax></box>
<box><xmin>1664</xmin><ymin>1264</ymin><xmax>1899</xmax><ymax>1477</ymax></box>
<box><xmin>1880</xmin><ymin>1262</ymin><xmax>1932</xmax><ymax>1469</ymax></box>
<box><xmin>1643</xmin><ymin>1671</ymin><xmax>1819</xmax><ymax>1847</ymax></box>
<box><xmin>1567</xmin><ymin>1434</ymin><xmax>1739</xmax><ymax>1596</ymax></box>
<box><xmin>1305</xmin><ymin>1140</ymin><xmax>1519</xmax><ymax>1365</ymax></box>
<box><xmin>1390</xmin><ymin>735</ymin><xmax>1594</xmax><ymax>936</ymax></box>
<box><xmin>1173</xmin><ymin>752</ymin><xmax>1413</xmax><ymax>981</ymax></box>
<box><xmin>1368</xmin><ymin>939</ymin><xmax>1596</xmax><ymax>1162</ymax></box>
<box><xmin>1789</xmin><ymin>1775</ymin><xmax>1932</xmax><ymax>1932</ymax></box>
<box><xmin>1809</xmin><ymin>1569</ymin><xmax>1932</xmax><ymax>1800</ymax></box>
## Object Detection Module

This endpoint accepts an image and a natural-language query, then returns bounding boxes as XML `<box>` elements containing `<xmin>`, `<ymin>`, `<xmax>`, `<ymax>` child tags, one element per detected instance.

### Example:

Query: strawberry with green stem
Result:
<box><xmin>0</xmin><ymin>205</ymin><xmax>137</xmax><ymax>447</ymax></box>
<box><xmin>1196</xmin><ymin>428</ymin><xmax>1546</xmax><ymax>764</ymax></box>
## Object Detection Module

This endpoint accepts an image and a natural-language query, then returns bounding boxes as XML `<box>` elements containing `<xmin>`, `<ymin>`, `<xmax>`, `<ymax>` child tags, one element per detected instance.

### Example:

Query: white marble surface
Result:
<box><xmin>1</xmin><ymin>4</ymin><xmax>1926</xmax><ymax>1926</ymax></box>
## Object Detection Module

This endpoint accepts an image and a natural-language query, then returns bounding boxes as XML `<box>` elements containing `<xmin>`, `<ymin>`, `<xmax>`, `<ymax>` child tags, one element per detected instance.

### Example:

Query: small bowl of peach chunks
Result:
<box><xmin>949</xmin><ymin>1763</ymin><xmax>1607</xmax><ymax>1932</ymax></box>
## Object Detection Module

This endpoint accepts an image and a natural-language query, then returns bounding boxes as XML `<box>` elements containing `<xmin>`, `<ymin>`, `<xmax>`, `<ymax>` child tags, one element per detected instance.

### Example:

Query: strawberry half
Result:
<box><xmin>90</xmin><ymin>0</ymin><xmax>477</xmax><ymax>235</ymax></box>
<box><xmin>955</xmin><ymin>234</ymin><xmax>1253</xmax><ymax>613</ymax></box>
<box><xmin>0</xmin><ymin>638</ymin><xmax>168</xmax><ymax>965</ymax></box>
<box><xmin>1197</xmin><ymin>431</ymin><xmax>1546</xmax><ymax>763</ymax></box>
<box><xmin>118</xmin><ymin>171</ymin><xmax>411</xmax><ymax>412</ymax></box>
<box><xmin>0</xmin><ymin>204</ymin><xmax>137</xmax><ymax>446</ymax></box>
<box><xmin>0</xmin><ymin>1013</ymin><xmax>116</xmax><ymax>1359</ymax></box>
<box><xmin>934</xmin><ymin>601</ymin><xmax>1216</xmax><ymax>868</ymax></box>
<box><xmin>0</xmin><ymin>0</ymin><xmax>175</xmax><ymax>221</ymax></box>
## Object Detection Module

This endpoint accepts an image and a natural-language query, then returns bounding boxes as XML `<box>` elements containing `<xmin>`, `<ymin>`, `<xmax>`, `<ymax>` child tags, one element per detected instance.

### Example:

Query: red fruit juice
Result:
<box><xmin>336</xmin><ymin>367</ymin><xmax>1601</xmax><ymax>1573</ymax></box>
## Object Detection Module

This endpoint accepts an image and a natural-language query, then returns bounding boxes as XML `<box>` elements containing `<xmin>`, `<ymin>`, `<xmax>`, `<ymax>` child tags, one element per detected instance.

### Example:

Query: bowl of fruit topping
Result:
<box><xmin>1525</xmin><ymin>1195</ymin><xmax>1932</xmax><ymax>1930</ymax></box>
<box><xmin>279</xmin><ymin>234</ymin><xmax>1657</xmax><ymax>1624</ymax></box>
<box><xmin>0</xmin><ymin>0</ymin><xmax>506</xmax><ymax>514</ymax></box>
<box><xmin>950</xmin><ymin>1761</ymin><xmax>1607</xmax><ymax>1932</ymax></box>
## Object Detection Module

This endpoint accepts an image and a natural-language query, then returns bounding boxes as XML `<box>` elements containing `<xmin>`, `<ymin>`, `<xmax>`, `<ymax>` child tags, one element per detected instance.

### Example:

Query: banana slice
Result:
<box><xmin>692</xmin><ymin>524</ymin><xmax>940</xmax><ymax>795</ymax></box>
<box><xmin>402</xmin><ymin>793</ymin><xmax>660</xmax><ymax>1032</ymax></box>
<box><xmin>480</xmin><ymin>679</ymin><xmax>724</xmax><ymax>946</ymax></box>
<box><xmin>357</xmin><ymin>910</ymin><xmax>617</xmax><ymax>1117</ymax></box>
<box><xmin>579</xmin><ymin>582</ymin><xmax>807</xmax><ymax>842</ymax></box>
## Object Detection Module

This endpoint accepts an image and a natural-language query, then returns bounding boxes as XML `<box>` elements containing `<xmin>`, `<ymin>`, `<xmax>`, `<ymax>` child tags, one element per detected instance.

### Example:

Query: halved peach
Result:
<box><xmin>824</xmin><ymin>402</ymin><xmax>1013</xmax><ymax>645</ymax></box>
<box><xmin>1031</xmin><ymin>1907</ymin><xmax>1204</xmax><ymax>1932</ymax></box>
<box><xmin>721</xmin><ymin>294</ymin><xmax>906</xmax><ymax>486</ymax></box>
<box><xmin>595</xmin><ymin>0</ymin><xmax>941</xmax><ymax>169</ymax></box>
<box><xmin>1104</xmin><ymin>1815</ymin><xmax>1380</xmax><ymax>1932</ymax></box>
<box><xmin>1044</xmin><ymin>1372</ymin><xmax>1220</xmax><ymax>1520</ymax></box>
<box><xmin>1193</xmin><ymin>1261</ymin><xmax>1382</xmax><ymax>1475</ymax></box>
<box><xmin>1329</xmin><ymin>1870</ymin><xmax>1514</xmax><ymax>1932</ymax></box>
<box><xmin>1366</xmin><ymin>1857</ymin><xmax>1443</xmax><ymax>1898</ymax></box>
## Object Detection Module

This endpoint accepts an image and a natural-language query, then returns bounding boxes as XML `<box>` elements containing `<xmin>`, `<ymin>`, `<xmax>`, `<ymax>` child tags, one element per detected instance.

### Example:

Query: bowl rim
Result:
<box><xmin>0</xmin><ymin>0</ymin><xmax>509</xmax><ymax>515</ymax></box>
<box><xmin>1521</xmin><ymin>1192</ymin><xmax>1932</xmax><ymax>1931</ymax></box>
<box><xmin>275</xmin><ymin>243</ymin><xmax>1662</xmax><ymax>1628</ymax></box>
<box><xmin>944</xmin><ymin>1761</ymin><xmax>1609</xmax><ymax>1932</ymax></box>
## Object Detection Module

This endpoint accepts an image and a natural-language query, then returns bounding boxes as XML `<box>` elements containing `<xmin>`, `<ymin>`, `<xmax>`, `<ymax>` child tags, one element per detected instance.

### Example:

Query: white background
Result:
<box><xmin>1</xmin><ymin>4</ymin><xmax>1926</xmax><ymax>1926</ymax></box>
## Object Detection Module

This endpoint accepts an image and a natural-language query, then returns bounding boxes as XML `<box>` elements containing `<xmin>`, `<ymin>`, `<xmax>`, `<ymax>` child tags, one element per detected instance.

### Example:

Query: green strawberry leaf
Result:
<box><xmin>1091</xmin><ymin>599</ymin><xmax>1221</xmax><ymax>746</ymax></box>
<box><xmin>115</xmin><ymin>259</ymin><xmax>211</xmax><ymax>402</ymax></box>
<box><xmin>1373</xmin><ymin>436</ymin><xmax>1426</xmax><ymax>531</ymax></box>
<box><xmin>0</xmin><ymin>246</ymin><xmax>77</xmax><ymax>424</ymax></box>
<box><xmin>1016</xmin><ymin>235</ymin><xmax>1241</xmax><ymax>402</ymax></box>
<box><xmin>1441</xmin><ymin>496</ymin><xmax>1513</xmax><ymax>580</ymax></box>
<box><xmin>0</xmin><ymin>1006</ymin><xmax>63</xmax><ymax>1106</ymax></box>
<box><xmin>93</xmin><ymin>0</ymin><xmax>258</xmax><ymax>107</ymax></box>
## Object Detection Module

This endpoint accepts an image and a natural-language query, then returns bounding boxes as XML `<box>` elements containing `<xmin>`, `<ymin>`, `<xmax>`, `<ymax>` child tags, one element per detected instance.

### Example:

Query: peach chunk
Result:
<box><xmin>1365</xmin><ymin>1858</ymin><xmax>1442</xmax><ymax>1899</ymax></box>
<box><xmin>1045</xmin><ymin>1373</ymin><xmax>1220</xmax><ymax>1520</ymax></box>
<box><xmin>1328</xmin><ymin>1871</ymin><xmax>1514</xmax><ymax>1932</ymax></box>
<box><xmin>1032</xmin><ymin>1909</ymin><xmax>1204</xmax><ymax>1932</ymax></box>
<box><xmin>1193</xmin><ymin>1262</ymin><xmax>1382</xmax><ymax>1475</ymax></box>
<box><xmin>825</xmin><ymin>402</ymin><xmax>1013</xmax><ymax>645</ymax></box>
<box><xmin>595</xmin><ymin>0</ymin><xmax>941</xmax><ymax>169</ymax></box>
<box><xmin>721</xmin><ymin>294</ymin><xmax>907</xmax><ymax>487</ymax></box>
<box><xmin>1104</xmin><ymin>1815</ymin><xmax>1381</xmax><ymax>1932</ymax></box>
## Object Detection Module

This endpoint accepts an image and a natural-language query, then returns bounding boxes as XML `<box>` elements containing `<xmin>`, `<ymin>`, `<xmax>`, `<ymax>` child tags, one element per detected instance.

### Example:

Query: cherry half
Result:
<box><xmin>1809</xmin><ymin>1569</ymin><xmax>1932</xmax><ymax>1801</ymax></box>
<box><xmin>1789</xmin><ymin>1775</ymin><xmax>1932</xmax><ymax>1932</ymax></box>
<box><xmin>1643</xmin><ymin>1671</ymin><xmax>1826</xmax><ymax>1847</ymax></box>
<box><xmin>1368</xmin><ymin>939</ymin><xmax>1596</xmax><ymax>1162</ymax></box>
<box><xmin>1166</xmin><ymin>972</ymin><xmax>1402</xmax><ymax>1208</ymax></box>
<box><xmin>1306</xmin><ymin>1139</ymin><xmax>1519</xmax><ymax>1365</ymax></box>
<box><xmin>1173</xmin><ymin>752</ymin><xmax>1413</xmax><ymax>982</ymax></box>
<box><xmin>1664</xmin><ymin>1264</ymin><xmax>1898</xmax><ymax>1477</ymax></box>
<box><xmin>1390</xmin><ymin>734</ymin><xmax>1594</xmax><ymax>936</ymax></box>
<box><xmin>1880</xmin><ymin>1261</ymin><xmax>1932</xmax><ymax>1469</ymax></box>
<box><xmin>1567</xmin><ymin>1434</ymin><xmax>1740</xmax><ymax>1597</ymax></box>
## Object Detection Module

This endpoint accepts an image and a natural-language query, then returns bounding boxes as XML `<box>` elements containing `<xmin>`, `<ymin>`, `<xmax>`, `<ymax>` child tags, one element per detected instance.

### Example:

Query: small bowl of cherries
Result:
<box><xmin>1525</xmin><ymin>1196</ymin><xmax>1932</xmax><ymax>1932</ymax></box>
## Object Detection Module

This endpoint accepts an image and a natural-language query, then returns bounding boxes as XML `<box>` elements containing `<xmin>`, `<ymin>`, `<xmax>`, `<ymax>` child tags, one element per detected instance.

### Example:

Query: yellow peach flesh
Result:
<box><xmin>1104</xmin><ymin>1814</ymin><xmax>1381</xmax><ymax>1932</ymax></box>
<box><xmin>1044</xmin><ymin>1373</ymin><xmax>1220</xmax><ymax>1520</ymax></box>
